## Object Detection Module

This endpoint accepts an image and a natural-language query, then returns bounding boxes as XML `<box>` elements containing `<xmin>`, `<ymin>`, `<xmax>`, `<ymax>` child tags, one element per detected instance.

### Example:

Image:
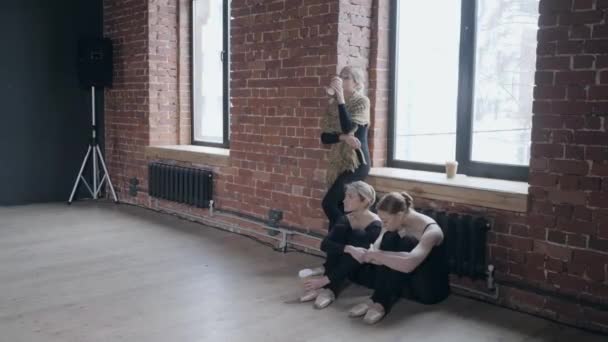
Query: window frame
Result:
<box><xmin>387</xmin><ymin>0</ymin><xmax>530</xmax><ymax>181</ymax></box>
<box><xmin>191</xmin><ymin>0</ymin><xmax>230</xmax><ymax>148</ymax></box>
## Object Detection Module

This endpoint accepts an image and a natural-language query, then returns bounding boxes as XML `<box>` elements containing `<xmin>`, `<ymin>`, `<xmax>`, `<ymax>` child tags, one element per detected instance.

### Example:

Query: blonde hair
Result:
<box><xmin>376</xmin><ymin>192</ymin><xmax>414</xmax><ymax>214</ymax></box>
<box><xmin>340</xmin><ymin>66</ymin><xmax>365</xmax><ymax>93</ymax></box>
<box><xmin>345</xmin><ymin>181</ymin><xmax>376</xmax><ymax>209</ymax></box>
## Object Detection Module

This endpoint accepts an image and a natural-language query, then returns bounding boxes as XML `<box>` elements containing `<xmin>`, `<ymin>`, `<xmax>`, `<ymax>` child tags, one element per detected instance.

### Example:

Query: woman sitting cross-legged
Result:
<box><xmin>299</xmin><ymin>181</ymin><xmax>381</xmax><ymax>309</ymax></box>
<box><xmin>352</xmin><ymin>192</ymin><xmax>450</xmax><ymax>324</ymax></box>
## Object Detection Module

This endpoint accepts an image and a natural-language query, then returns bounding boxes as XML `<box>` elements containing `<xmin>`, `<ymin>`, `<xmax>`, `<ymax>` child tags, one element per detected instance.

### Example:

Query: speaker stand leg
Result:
<box><xmin>68</xmin><ymin>86</ymin><xmax>119</xmax><ymax>204</ymax></box>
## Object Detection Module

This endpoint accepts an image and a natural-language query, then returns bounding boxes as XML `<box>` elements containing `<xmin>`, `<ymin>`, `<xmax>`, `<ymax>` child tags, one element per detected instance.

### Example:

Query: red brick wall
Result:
<box><xmin>413</xmin><ymin>196</ymin><xmax>608</xmax><ymax>332</ymax></box>
<box><xmin>515</xmin><ymin>0</ymin><xmax>608</xmax><ymax>331</ymax></box>
<box><xmin>104</xmin><ymin>0</ymin><xmax>189</xmax><ymax>203</ymax></box>
<box><xmin>148</xmin><ymin>0</ymin><xmax>180</xmax><ymax>146</ymax></box>
<box><xmin>103</xmin><ymin>0</ymin><xmax>608</xmax><ymax>332</ymax></box>
<box><xmin>103</xmin><ymin>0</ymin><xmax>149</xmax><ymax>204</ymax></box>
<box><xmin>337</xmin><ymin>0</ymin><xmax>371</xmax><ymax>71</ymax></box>
<box><xmin>225</xmin><ymin>0</ymin><xmax>341</xmax><ymax>231</ymax></box>
<box><xmin>368</xmin><ymin>0</ymin><xmax>389</xmax><ymax>167</ymax></box>
<box><xmin>177</xmin><ymin>0</ymin><xmax>192</xmax><ymax>144</ymax></box>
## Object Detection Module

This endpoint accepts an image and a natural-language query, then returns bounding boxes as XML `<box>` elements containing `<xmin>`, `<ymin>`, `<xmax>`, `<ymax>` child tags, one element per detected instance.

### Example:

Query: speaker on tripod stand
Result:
<box><xmin>68</xmin><ymin>37</ymin><xmax>118</xmax><ymax>204</ymax></box>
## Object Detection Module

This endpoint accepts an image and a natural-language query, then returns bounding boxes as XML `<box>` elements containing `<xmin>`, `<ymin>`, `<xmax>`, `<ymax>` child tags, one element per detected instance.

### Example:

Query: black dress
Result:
<box><xmin>320</xmin><ymin>215</ymin><xmax>381</xmax><ymax>295</ymax></box>
<box><xmin>363</xmin><ymin>223</ymin><xmax>450</xmax><ymax>311</ymax></box>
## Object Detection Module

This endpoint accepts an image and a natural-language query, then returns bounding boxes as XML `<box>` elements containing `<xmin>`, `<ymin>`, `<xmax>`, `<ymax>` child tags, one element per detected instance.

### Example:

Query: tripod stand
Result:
<box><xmin>68</xmin><ymin>86</ymin><xmax>118</xmax><ymax>204</ymax></box>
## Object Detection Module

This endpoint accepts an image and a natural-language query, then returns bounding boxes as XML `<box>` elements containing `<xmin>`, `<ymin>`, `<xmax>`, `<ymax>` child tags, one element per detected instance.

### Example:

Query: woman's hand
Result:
<box><xmin>330</xmin><ymin>76</ymin><xmax>345</xmax><ymax>104</ymax></box>
<box><xmin>303</xmin><ymin>276</ymin><xmax>330</xmax><ymax>291</ymax></box>
<box><xmin>340</xmin><ymin>134</ymin><xmax>361</xmax><ymax>149</ymax></box>
<box><xmin>345</xmin><ymin>245</ymin><xmax>367</xmax><ymax>264</ymax></box>
<box><xmin>364</xmin><ymin>243</ymin><xmax>384</xmax><ymax>265</ymax></box>
<box><xmin>363</xmin><ymin>250</ymin><xmax>384</xmax><ymax>266</ymax></box>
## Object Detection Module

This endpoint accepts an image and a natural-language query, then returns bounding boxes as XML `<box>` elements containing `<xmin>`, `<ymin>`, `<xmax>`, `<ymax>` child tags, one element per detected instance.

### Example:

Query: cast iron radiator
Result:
<box><xmin>420</xmin><ymin>208</ymin><xmax>491</xmax><ymax>279</ymax></box>
<box><xmin>148</xmin><ymin>162</ymin><xmax>213</xmax><ymax>208</ymax></box>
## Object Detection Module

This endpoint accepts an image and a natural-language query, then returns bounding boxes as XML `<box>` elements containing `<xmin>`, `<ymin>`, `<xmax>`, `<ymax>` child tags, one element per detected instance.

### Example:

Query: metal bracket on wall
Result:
<box><xmin>129</xmin><ymin>177</ymin><xmax>139</xmax><ymax>197</ymax></box>
<box><xmin>267</xmin><ymin>209</ymin><xmax>283</xmax><ymax>236</ymax></box>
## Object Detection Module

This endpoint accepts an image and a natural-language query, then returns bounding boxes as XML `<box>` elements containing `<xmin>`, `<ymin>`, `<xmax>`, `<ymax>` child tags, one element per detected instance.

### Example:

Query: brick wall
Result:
<box><xmin>337</xmin><ymin>0</ymin><xmax>371</xmax><ymax>71</ymax></box>
<box><xmin>177</xmin><ymin>0</ymin><xmax>192</xmax><ymax>144</ymax></box>
<box><xmin>103</xmin><ymin>0</ymin><xmax>149</xmax><ymax>204</ymax></box>
<box><xmin>412</xmin><ymin>196</ymin><xmax>608</xmax><ymax>332</ymax></box>
<box><xmin>225</xmin><ymin>0</ymin><xmax>343</xmax><ymax>231</ymax></box>
<box><xmin>103</xmin><ymin>0</ymin><xmax>608</xmax><ymax>332</ymax></box>
<box><xmin>104</xmin><ymin>0</ymin><xmax>190</xmax><ymax>203</ymax></box>
<box><xmin>148</xmin><ymin>0</ymin><xmax>180</xmax><ymax>146</ymax></box>
<box><xmin>519</xmin><ymin>0</ymin><xmax>608</xmax><ymax>331</ymax></box>
<box><xmin>368</xmin><ymin>0</ymin><xmax>389</xmax><ymax>167</ymax></box>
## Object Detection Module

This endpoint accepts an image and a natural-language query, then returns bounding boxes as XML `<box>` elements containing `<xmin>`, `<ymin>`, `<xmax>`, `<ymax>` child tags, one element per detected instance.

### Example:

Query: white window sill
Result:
<box><xmin>367</xmin><ymin>167</ymin><xmax>528</xmax><ymax>213</ymax></box>
<box><xmin>145</xmin><ymin>145</ymin><xmax>230</xmax><ymax>167</ymax></box>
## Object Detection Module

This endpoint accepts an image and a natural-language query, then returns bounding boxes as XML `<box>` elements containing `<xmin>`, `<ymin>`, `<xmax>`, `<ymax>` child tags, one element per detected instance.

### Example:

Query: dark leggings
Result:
<box><xmin>322</xmin><ymin>225</ymin><xmax>373</xmax><ymax>295</ymax></box>
<box><xmin>371</xmin><ymin>232</ymin><xmax>449</xmax><ymax>312</ymax></box>
<box><xmin>322</xmin><ymin>165</ymin><xmax>370</xmax><ymax>229</ymax></box>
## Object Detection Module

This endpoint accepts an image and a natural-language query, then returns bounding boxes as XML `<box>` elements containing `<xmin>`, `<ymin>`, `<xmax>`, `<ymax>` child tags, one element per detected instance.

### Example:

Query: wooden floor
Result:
<box><xmin>0</xmin><ymin>202</ymin><xmax>605</xmax><ymax>342</ymax></box>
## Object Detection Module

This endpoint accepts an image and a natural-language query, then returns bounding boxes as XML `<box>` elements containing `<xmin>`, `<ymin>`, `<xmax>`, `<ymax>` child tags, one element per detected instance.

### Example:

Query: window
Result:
<box><xmin>389</xmin><ymin>0</ymin><xmax>538</xmax><ymax>181</ymax></box>
<box><xmin>192</xmin><ymin>0</ymin><xmax>229</xmax><ymax>147</ymax></box>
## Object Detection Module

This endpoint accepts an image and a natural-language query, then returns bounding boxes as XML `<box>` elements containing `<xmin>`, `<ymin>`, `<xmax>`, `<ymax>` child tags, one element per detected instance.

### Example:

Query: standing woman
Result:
<box><xmin>321</xmin><ymin>66</ymin><xmax>371</xmax><ymax>230</ymax></box>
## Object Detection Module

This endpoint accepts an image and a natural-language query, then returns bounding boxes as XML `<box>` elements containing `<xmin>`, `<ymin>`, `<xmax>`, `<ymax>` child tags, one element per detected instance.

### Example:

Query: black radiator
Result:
<box><xmin>148</xmin><ymin>163</ymin><xmax>213</xmax><ymax>208</ymax></box>
<box><xmin>420</xmin><ymin>208</ymin><xmax>490</xmax><ymax>279</ymax></box>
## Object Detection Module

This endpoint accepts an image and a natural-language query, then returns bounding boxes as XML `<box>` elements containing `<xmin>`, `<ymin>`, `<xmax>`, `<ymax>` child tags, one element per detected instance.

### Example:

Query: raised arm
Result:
<box><xmin>338</xmin><ymin>104</ymin><xmax>356</xmax><ymax>133</ymax></box>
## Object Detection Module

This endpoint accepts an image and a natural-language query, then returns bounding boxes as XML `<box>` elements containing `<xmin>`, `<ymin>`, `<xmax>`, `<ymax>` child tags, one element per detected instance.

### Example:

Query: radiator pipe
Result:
<box><xmin>279</xmin><ymin>231</ymin><xmax>289</xmax><ymax>252</ymax></box>
<box><xmin>160</xmin><ymin>207</ymin><xmax>286</xmax><ymax>246</ymax></box>
<box><xmin>159</xmin><ymin>205</ymin><xmax>498</xmax><ymax>299</ymax></box>
<box><xmin>449</xmin><ymin>264</ymin><xmax>499</xmax><ymax>300</ymax></box>
<box><xmin>450</xmin><ymin>283</ymin><xmax>499</xmax><ymax>300</ymax></box>
<box><xmin>487</xmin><ymin>264</ymin><xmax>495</xmax><ymax>290</ymax></box>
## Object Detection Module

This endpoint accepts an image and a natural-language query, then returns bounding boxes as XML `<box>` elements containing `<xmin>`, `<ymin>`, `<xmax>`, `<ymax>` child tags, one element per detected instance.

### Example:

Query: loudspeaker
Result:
<box><xmin>78</xmin><ymin>38</ymin><xmax>113</xmax><ymax>88</ymax></box>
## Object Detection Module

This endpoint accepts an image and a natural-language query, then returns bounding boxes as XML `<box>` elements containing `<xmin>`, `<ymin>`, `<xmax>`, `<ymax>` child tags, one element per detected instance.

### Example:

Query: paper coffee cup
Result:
<box><xmin>445</xmin><ymin>161</ymin><xmax>458</xmax><ymax>178</ymax></box>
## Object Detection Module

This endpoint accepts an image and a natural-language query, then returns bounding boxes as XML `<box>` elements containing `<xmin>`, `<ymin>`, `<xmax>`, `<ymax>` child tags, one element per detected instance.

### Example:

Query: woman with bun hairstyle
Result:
<box><xmin>351</xmin><ymin>191</ymin><xmax>450</xmax><ymax>324</ymax></box>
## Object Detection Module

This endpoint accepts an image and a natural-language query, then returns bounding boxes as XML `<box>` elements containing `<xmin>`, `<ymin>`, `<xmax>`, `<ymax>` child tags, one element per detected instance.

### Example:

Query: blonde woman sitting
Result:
<box><xmin>300</xmin><ymin>181</ymin><xmax>381</xmax><ymax>309</ymax></box>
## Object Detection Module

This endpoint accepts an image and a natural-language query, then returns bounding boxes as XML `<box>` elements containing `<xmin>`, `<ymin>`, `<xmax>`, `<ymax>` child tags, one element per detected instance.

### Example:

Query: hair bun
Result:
<box><xmin>400</xmin><ymin>192</ymin><xmax>414</xmax><ymax>209</ymax></box>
